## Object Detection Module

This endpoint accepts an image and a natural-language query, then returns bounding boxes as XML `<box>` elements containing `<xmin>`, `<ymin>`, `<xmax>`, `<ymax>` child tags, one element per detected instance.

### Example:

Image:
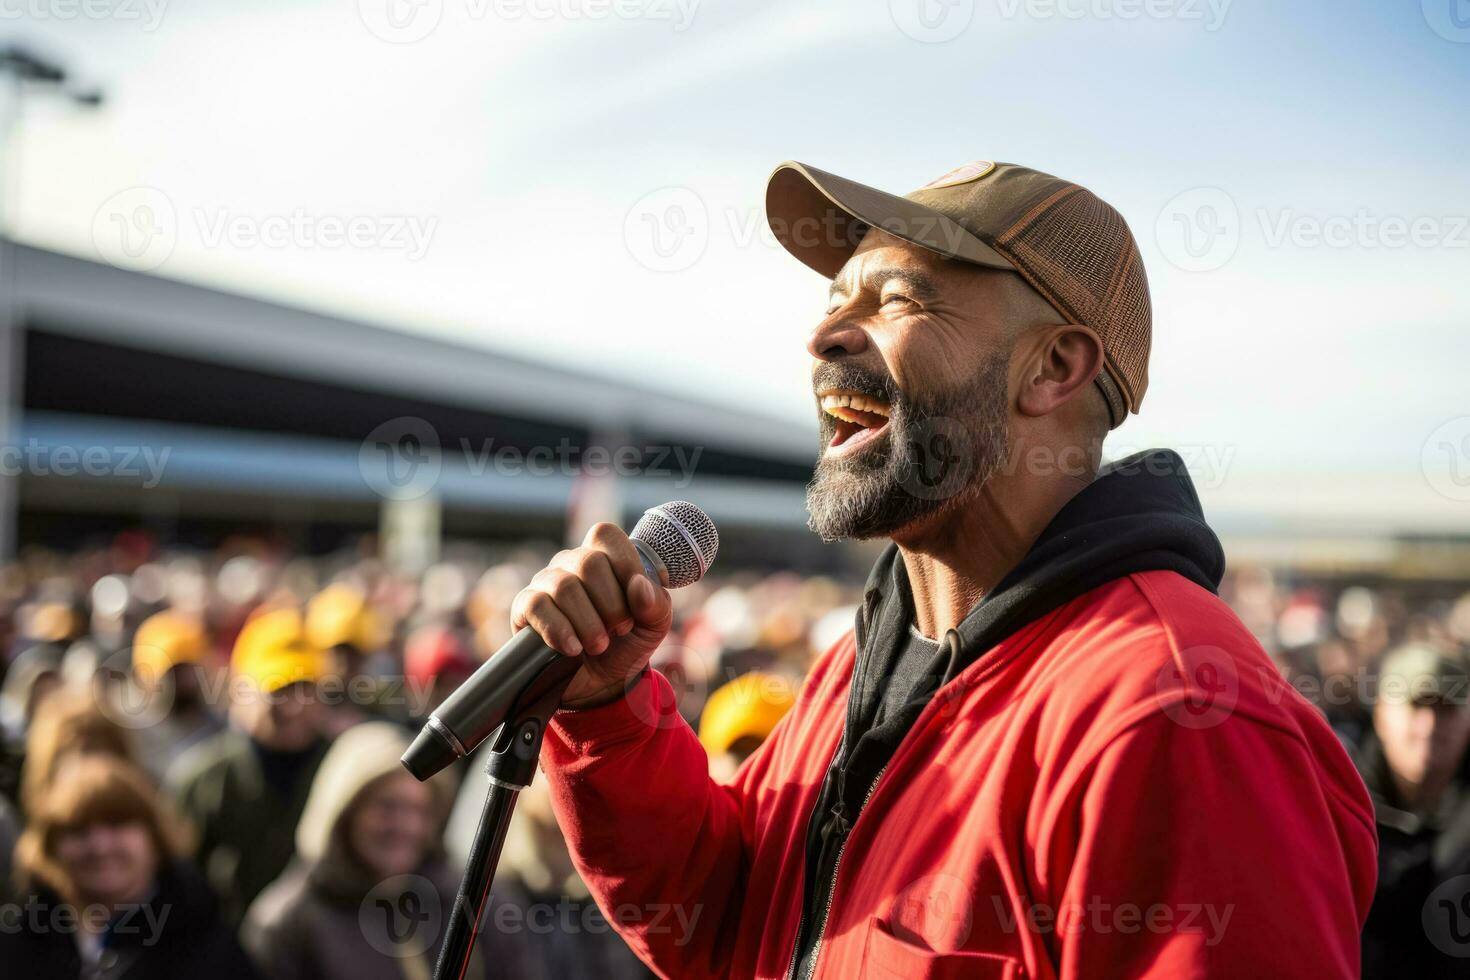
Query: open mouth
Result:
<box><xmin>819</xmin><ymin>388</ymin><xmax>892</xmax><ymax>456</ymax></box>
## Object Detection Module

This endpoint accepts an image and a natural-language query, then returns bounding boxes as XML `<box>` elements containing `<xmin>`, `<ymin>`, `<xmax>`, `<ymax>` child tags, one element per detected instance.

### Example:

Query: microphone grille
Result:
<box><xmin>630</xmin><ymin>501</ymin><xmax>719</xmax><ymax>589</ymax></box>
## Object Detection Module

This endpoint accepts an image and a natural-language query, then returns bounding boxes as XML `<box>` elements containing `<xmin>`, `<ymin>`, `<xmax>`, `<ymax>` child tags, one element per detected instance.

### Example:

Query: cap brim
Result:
<box><xmin>765</xmin><ymin>161</ymin><xmax>1014</xmax><ymax>278</ymax></box>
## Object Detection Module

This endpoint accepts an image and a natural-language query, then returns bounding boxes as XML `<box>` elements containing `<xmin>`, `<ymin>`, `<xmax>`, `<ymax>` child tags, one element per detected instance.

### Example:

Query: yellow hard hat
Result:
<box><xmin>698</xmin><ymin>672</ymin><xmax>796</xmax><ymax>756</ymax></box>
<box><xmin>232</xmin><ymin>608</ymin><xmax>332</xmax><ymax>693</ymax></box>
<box><xmin>132</xmin><ymin>611</ymin><xmax>208</xmax><ymax>683</ymax></box>
<box><xmin>305</xmin><ymin>584</ymin><xmax>385</xmax><ymax>652</ymax></box>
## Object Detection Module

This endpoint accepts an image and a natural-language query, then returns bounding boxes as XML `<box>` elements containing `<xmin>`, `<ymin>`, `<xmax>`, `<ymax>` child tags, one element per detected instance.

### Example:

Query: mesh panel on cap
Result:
<box><xmin>994</xmin><ymin>185</ymin><xmax>1151</xmax><ymax>415</ymax></box>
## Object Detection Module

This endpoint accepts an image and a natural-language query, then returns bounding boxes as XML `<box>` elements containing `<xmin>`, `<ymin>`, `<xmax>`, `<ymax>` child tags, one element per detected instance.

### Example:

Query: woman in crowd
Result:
<box><xmin>2</xmin><ymin>756</ymin><xmax>260</xmax><ymax>979</ymax></box>
<box><xmin>244</xmin><ymin>720</ymin><xmax>523</xmax><ymax>980</ymax></box>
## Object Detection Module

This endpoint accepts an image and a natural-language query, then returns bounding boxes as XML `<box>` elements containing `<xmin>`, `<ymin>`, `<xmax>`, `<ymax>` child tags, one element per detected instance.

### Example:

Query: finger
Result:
<box><xmin>583</xmin><ymin>522</ymin><xmax>646</xmax><ymax>585</ymax></box>
<box><xmin>534</xmin><ymin>567</ymin><xmax>610</xmax><ymax>655</ymax></box>
<box><xmin>554</xmin><ymin>549</ymin><xmax>633</xmax><ymax>636</ymax></box>
<box><xmin>627</xmin><ymin>573</ymin><xmax>672</xmax><ymax>633</ymax></box>
<box><xmin>512</xmin><ymin>590</ymin><xmax>583</xmax><ymax>657</ymax></box>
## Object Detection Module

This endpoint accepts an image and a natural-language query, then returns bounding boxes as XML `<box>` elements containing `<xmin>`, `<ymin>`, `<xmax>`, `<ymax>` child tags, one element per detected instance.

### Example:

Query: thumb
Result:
<box><xmin>627</xmin><ymin>573</ymin><xmax>672</xmax><ymax>631</ymax></box>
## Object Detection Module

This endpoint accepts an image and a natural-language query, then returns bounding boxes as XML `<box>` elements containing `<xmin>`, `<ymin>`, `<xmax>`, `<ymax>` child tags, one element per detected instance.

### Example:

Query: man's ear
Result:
<box><xmin>1015</xmin><ymin>324</ymin><xmax>1104</xmax><ymax>419</ymax></box>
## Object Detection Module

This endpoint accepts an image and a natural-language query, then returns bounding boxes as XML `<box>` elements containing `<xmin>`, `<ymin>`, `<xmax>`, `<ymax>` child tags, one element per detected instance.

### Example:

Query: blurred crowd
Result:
<box><xmin>0</xmin><ymin>532</ymin><xmax>855</xmax><ymax>980</ymax></box>
<box><xmin>1</xmin><ymin>532</ymin><xmax>1468</xmax><ymax>978</ymax></box>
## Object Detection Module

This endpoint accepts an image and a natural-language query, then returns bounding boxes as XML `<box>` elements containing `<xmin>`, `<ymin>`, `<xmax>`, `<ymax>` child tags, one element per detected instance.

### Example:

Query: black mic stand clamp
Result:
<box><xmin>432</xmin><ymin>655</ymin><xmax>580</xmax><ymax>980</ymax></box>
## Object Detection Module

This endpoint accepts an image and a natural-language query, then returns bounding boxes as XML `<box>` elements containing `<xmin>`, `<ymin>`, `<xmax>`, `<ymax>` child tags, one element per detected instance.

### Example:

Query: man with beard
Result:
<box><xmin>519</xmin><ymin>161</ymin><xmax>1377</xmax><ymax>978</ymax></box>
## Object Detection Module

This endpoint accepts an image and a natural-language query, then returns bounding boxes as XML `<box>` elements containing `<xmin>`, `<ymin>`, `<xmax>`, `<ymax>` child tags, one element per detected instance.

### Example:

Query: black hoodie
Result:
<box><xmin>789</xmin><ymin>448</ymin><xmax>1227</xmax><ymax>979</ymax></box>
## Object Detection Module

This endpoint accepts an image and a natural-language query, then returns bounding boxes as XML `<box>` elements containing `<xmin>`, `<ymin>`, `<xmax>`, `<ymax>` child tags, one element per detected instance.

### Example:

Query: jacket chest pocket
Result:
<box><xmin>861</xmin><ymin>916</ymin><xmax>1025</xmax><ymax>980</ymax></box>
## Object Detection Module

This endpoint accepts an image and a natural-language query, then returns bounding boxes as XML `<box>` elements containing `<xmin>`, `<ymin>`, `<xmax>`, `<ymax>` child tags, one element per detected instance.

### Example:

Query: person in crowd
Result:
<box><xmin>697</xmin><ymin>671</ymin><xmax>797</xmax><ymax>781</ymax></box>
<box><xmin>166</xmin><ymin>607</ymin><xmax>331</xmax><ymax>926</ymax></box>
<box><xmin>128</xmin><ymin>609</ymin><xmax>225</xmax><ymax>778</ymax></box>
<box><xmin>401</xmin><ymin>623</ymin><xmax>480</xmax><ymax>723</ymax></box>
<box><xmin>20</xmin><ymin>686</ymin><xmax>137</xmax><ymax>817</ymax></box>
<box><xmin>1</xmin><ymin>756</ymin><xmax>260</xmax><ymax>979</ymax></box>
<box><xmin>244</xmin><ymin>720</ymin><xmax>514</xmax><ymax>980</ymax></box>
<box><xmin>0</xmin><ymin>639</ymin><xmax>66</xmax><ymax>804</ymax></box>
<box><xmin>1357</xmin><ymin>643</ymin><xmax>1470</xmax><ymax>978</ymax></box>
<box><xmin>306</xmin><ymin>582</ymin><xmax>389</xmax><ymax>734</ymax></box>
<box><xmin>447</xmin><ymin>769</ymin><xmax>650</xmax><ymax>980</ymax></box>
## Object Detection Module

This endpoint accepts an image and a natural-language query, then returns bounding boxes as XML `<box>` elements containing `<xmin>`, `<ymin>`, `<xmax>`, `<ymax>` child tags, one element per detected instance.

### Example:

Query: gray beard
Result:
<box><xmin>805</xmin><ymin>353</ymin><xmax>1010</xmax><ymax>542</ymax></box>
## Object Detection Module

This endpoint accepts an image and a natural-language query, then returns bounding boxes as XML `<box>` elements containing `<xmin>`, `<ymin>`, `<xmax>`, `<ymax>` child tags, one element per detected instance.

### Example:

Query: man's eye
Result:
<box><xmin>881</xmin><ymin>294</ymin><xmax>914</xmax><ymax>307</ymax></box>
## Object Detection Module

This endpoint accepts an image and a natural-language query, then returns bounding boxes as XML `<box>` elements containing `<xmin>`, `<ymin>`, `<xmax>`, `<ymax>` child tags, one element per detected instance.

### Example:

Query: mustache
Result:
<box><xmin>811</xmin><ymin>362</ymin><xmax>902</xmax><ymax>406</ymax></box>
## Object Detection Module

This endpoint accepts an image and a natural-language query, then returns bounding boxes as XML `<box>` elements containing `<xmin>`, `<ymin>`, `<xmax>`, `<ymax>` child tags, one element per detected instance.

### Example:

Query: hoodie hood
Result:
<box><xmin>851</xmin><ymin>447</ymin><xmax>1225</xmax><ymax>748</ymax></box>
<box><xmin>950</xmin><ymin>446</ymin><xmax>1221</xmax><ymax>664</ymax></box>
<box><xmin>294</xmin><ymin>720</ymin><xmax>451</xmax><ymax>864</ymax></box>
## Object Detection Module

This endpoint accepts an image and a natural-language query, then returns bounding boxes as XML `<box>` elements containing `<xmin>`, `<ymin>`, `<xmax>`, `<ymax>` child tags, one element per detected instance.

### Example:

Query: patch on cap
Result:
<box><xmin>920</xmin><ymin>160</ymin><xmax>996</xmax><ymax>190</ymax></box>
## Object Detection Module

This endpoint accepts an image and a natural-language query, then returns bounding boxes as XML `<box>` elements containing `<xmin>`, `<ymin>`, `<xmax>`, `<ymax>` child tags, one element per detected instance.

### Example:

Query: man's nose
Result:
<box><xmin>807</xmin><ymin>312</ymin><xmax>870</xmax><ymax>361</ymax></box>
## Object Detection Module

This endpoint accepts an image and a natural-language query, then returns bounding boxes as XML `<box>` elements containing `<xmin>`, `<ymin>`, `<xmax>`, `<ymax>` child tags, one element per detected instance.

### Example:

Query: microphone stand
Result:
<box><xmin>433</xmin><ymin>655</ymin><xmax>581</xmax><ymax>980</ymax></box>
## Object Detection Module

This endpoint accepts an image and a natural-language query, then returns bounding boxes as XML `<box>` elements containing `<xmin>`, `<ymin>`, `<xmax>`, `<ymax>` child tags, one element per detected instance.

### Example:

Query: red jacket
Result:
<box><xmin>543</xmin><ymin>570</ymin><xmax>1377</xmax><ymax>979</ymax></box>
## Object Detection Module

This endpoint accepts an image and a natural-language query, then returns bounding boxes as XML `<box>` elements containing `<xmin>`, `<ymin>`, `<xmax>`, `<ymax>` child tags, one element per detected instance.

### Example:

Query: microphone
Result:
<box><xmin>401</xmin><ymin>501</ymin><xmax>719</xmax><ymax>780</ymax></box>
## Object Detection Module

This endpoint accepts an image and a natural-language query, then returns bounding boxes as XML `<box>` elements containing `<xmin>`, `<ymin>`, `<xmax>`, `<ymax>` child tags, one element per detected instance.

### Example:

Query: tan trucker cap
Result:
<box><xmin>765</xmin><ymin>159</ymin><xmax>1151</xmax><ymax>427</ymax></box>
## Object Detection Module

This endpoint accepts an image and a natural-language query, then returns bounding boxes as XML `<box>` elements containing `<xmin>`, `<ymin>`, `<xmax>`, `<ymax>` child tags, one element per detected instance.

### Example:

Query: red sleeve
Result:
<box><xmin>1040</xmin><ymin>711</ymin><xmax>1377</xmax><ymax>979</ymax></box>
<box><xmin>540</xmin><ymin>669</ymin><xmax>779</xmax><ymax>979</ymax></box>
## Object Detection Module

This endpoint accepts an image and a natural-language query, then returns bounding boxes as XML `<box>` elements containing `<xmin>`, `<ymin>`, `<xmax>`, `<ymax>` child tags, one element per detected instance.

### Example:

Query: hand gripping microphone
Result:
<box><xmin>401</xmin><ymin>501</ymin><xmax>719</xmax><ymax>781</ymax></box>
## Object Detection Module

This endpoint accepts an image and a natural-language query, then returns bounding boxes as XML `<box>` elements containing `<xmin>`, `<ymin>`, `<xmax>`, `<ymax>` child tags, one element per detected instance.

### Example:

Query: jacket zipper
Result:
<box><xmin>784</xmin><ymin>606</ymin><xmax>876</xmax><ymax>980</ymax></box>
<box><xmin>789</xmin><ymin>764</ymin><xmax>887</xmax><ymax>980</ymax></box>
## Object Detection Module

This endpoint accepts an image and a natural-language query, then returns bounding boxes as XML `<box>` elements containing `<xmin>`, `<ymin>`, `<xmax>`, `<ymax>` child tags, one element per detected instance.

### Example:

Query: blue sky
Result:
<box><xmin>7</xmin><ymin>0</ymin><xmax>1469</xmax><ymax>531</ymax></box>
